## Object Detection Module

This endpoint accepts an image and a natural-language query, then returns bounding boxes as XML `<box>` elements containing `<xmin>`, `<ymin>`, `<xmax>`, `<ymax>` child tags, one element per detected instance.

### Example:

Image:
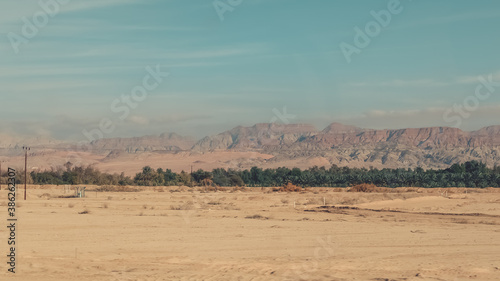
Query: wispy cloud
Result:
<box><xmin>388</xmin><ymin>10</ymin><xmax>500</xmax><ymax>31</ymax></box>
<box><xmin>348</xmin><ymin>79</ymin><xmax>449</xmax><ymax>87</ymax></box>
<box><xmin>455</xmin><ymin>71</ymin><xmax>500</xmax><ymax>84</ymax></box>
<box><xmin>0</xmin><ymin>0</ymin><xmax>140</xmax><ymax>25</ymax></box>
<box><xmin>347</xmin><ymin>71</ymin><xmax>500</xmax><ymax>88</ymax></box>
<box><xmin>337</xmin><ymin>105</ymin><xmax>500</xmax><ymax>132</ymax></box>
<box><xmin>59</xmin><ymin>0</ymin><xmax>140</xmax><ymax>14</ymax></box>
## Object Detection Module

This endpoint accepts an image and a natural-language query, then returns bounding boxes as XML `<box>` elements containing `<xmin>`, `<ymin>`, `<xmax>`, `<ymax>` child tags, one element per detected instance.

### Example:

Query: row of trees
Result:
<box><xmin>3</xmin><ymin>161</ymin><xmax>500</xmax><ymax>188</ymax></box>
<box><xmin>0</xmin><ymin>166</ymin><xmax>133</xmax><ymax>186</ymax></box>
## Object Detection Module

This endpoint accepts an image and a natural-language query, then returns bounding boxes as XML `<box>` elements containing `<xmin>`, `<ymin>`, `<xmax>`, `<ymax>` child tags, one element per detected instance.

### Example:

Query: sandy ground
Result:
<box><xmin>1</xmin><ymin>186</ymin><xmax>499</xmax><ymax>281</ymax></box>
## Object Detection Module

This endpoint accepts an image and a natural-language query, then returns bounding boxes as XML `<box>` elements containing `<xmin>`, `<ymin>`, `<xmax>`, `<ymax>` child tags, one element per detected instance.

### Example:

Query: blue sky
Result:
<box><xmin>1</xmin><ymin>0</ymin><xmax>500</xmax><ymax>141</ymax></box>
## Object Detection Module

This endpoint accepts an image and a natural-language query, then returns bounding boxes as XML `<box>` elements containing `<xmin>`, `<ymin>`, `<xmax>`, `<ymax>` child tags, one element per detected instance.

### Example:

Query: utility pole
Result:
<box><xmin>190</xmin><ymin>165</ymin><xmax>193</xmax><ymax>187</ymax></box>
<box><xmin>22</xmin><ymin>146</ymin><xmax>30</xmax><ymax>200</ymax></box>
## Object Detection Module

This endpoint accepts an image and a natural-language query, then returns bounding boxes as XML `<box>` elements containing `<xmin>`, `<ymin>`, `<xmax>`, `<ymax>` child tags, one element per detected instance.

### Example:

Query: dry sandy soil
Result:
<box><xmin>1</xmin><ymin>186</ymin><xmax>499</xmax><ymax>281</ymax></box>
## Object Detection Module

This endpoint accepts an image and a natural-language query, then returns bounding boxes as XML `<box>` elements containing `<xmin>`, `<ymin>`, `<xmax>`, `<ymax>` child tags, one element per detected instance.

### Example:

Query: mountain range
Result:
<box><xmin>2</xmin><ymin>122</ymin><xmax>500</xmax><ymax>174</ymax></box>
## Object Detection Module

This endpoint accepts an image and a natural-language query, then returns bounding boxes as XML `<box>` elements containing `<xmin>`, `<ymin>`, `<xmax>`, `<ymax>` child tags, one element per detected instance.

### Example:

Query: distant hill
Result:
<box><xmin>2</xmin><ymin>123</ymin><xmax>500</xmax><ymax>174</ymax></box>
<box><xmin>192</xmin><ymin>123</ymin><xmax>318</xmax><ymax>151</ymax></box>
<box><xmin>191</xmin><ymin>123</ymin><xmax>500</xmax><ymax>169</ymax></box>
<box><xmin>89</xmin><ymin>132</ymin><xmax>196</xmax><ymax>153</ymax></box>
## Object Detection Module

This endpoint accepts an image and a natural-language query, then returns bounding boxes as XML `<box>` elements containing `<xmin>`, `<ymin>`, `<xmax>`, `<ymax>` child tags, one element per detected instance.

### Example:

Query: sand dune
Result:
<box><xmin>1</xmin><ymin>186</ymin><xmax>499</xmax><ymax>280</ymax></box>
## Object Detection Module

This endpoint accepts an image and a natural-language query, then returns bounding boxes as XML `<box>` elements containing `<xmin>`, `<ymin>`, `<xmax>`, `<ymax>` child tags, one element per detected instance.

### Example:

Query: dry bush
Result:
<box><xmin>58</xmin><ymin>195</ymin><xmax>77</xmax><ymax>199</ymax></box>
<box><xmin>78</xmin><ymin>209</ymin><xmax>90</xmax><ymax>214</ymax></box>
<box><xmin>281</xmin><ymin>198</ymin><xmax>289</xmax><ymax>204</ymax></box>
<box><xmin>273</xmin><ymin>182</ymin><xmax>302</xmax><ymax>192</ymax></box>
<box><xmin>39</xmin><ymin>193</ymin><xmax>52</xmax><ymax>199</ymax></box>
<box><xmin>207</xmin><ymin>200</ymin><xmax>221</xmax><ymax>205</ymax></box>
<box><xmin>201</xmin><ymin>178</ymin><xmax>214</xmax><ymax>187</ymax></box>
<box><xmin>245</xmin><ymin>214</ymin><xmax>269</xmax><ymax>220</ymax></box>
<box><xmin>68</xmin><ymin>203</ymin><xmax>75</xmax><ymax>208</ymax></box>
<box><xmin>102</xmin><ymin>203</ymin><xmax>108</xmax><ymax>209</ymax></box>
<box><xmin>216</xmin><ymin>186</ymin><xmax>228</xmax><ymax>192</ymax></box>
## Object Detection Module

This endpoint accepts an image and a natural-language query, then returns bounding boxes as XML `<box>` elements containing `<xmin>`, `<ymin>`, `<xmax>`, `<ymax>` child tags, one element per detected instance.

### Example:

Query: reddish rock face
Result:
<box><xmin>192</xmin><ymin>123</ymin><xmax>319</xmax><ymax>151</ymax></box>
<box><xmin>189</xmin><ymin>123</ymin><xmax>500</xmax><ymax>169</ymax></box>
<box><xmin>300</xmin><ymin>125</ymin><xmax>500</xmax><ymax>149</ymax></box>
<box><xmin>191</xmin><ymin>123</ymin><xmax>500</xmax><ymax>151</ymax></box>
<box><xmin>5</xmin><ymin>123</ymin><xmax>499</xmax><ymax>171</ymax></box>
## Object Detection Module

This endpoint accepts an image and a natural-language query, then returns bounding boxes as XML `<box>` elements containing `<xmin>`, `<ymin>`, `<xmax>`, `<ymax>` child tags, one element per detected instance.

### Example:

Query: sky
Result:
<box><xmin>1</xmin><ymin>0</ymin><xmax>500</xmax><ymax>141</ymax></box>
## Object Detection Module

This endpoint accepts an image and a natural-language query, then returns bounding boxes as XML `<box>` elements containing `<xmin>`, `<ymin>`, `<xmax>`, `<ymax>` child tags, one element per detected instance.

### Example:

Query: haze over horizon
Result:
<box><xmin>1</xmin><ymin>0</ymin><xmax>500</xmax><ymax>141</ymax></box>
<box><xmin>3</xmin><ymin>121</ymin><xmax>500</xmax><ymax>144</ymax></box>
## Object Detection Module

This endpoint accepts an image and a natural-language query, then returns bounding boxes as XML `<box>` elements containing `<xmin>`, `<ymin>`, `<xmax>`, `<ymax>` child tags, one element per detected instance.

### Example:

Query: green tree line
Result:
<box><xmin>2</xmin><ymin>161</ymin><xmax>499</xmax><ymax>188</ymax></box>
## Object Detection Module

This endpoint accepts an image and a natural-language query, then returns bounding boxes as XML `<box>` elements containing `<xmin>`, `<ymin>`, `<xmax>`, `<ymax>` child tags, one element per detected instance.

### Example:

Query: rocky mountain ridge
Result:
<box><xmin>2</xmin><ymin>123</ymin><xmax>500</xmax><ymax>170</ymax></box>
<box><xmin>189</xmin><ymin>123</ymin><xmax>500</xmax><ymax>169</ymax></box>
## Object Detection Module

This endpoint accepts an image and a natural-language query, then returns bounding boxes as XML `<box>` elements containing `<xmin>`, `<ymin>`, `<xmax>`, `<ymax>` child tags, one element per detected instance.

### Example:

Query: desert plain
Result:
<box><xmin>1</xmin><ymin>185</ymin><xmax>499</xmax><ymax>281</ymax></box>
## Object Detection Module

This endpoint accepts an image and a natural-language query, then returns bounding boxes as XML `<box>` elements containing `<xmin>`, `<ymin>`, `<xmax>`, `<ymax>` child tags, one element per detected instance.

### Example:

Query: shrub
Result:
<box><xmin>78</xmin><ymin>209</ymin><xmax>90</xmax><ymax>214</ymax></box>
<box><xmin>245</xmin><ymin>214</ymin><xmax>268</xmax><ymax>220</ymax></box>
<box><xmin>273</xmin><ymin>182</ymin><xmax>302</xmax><ymax>192</ymax></box>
